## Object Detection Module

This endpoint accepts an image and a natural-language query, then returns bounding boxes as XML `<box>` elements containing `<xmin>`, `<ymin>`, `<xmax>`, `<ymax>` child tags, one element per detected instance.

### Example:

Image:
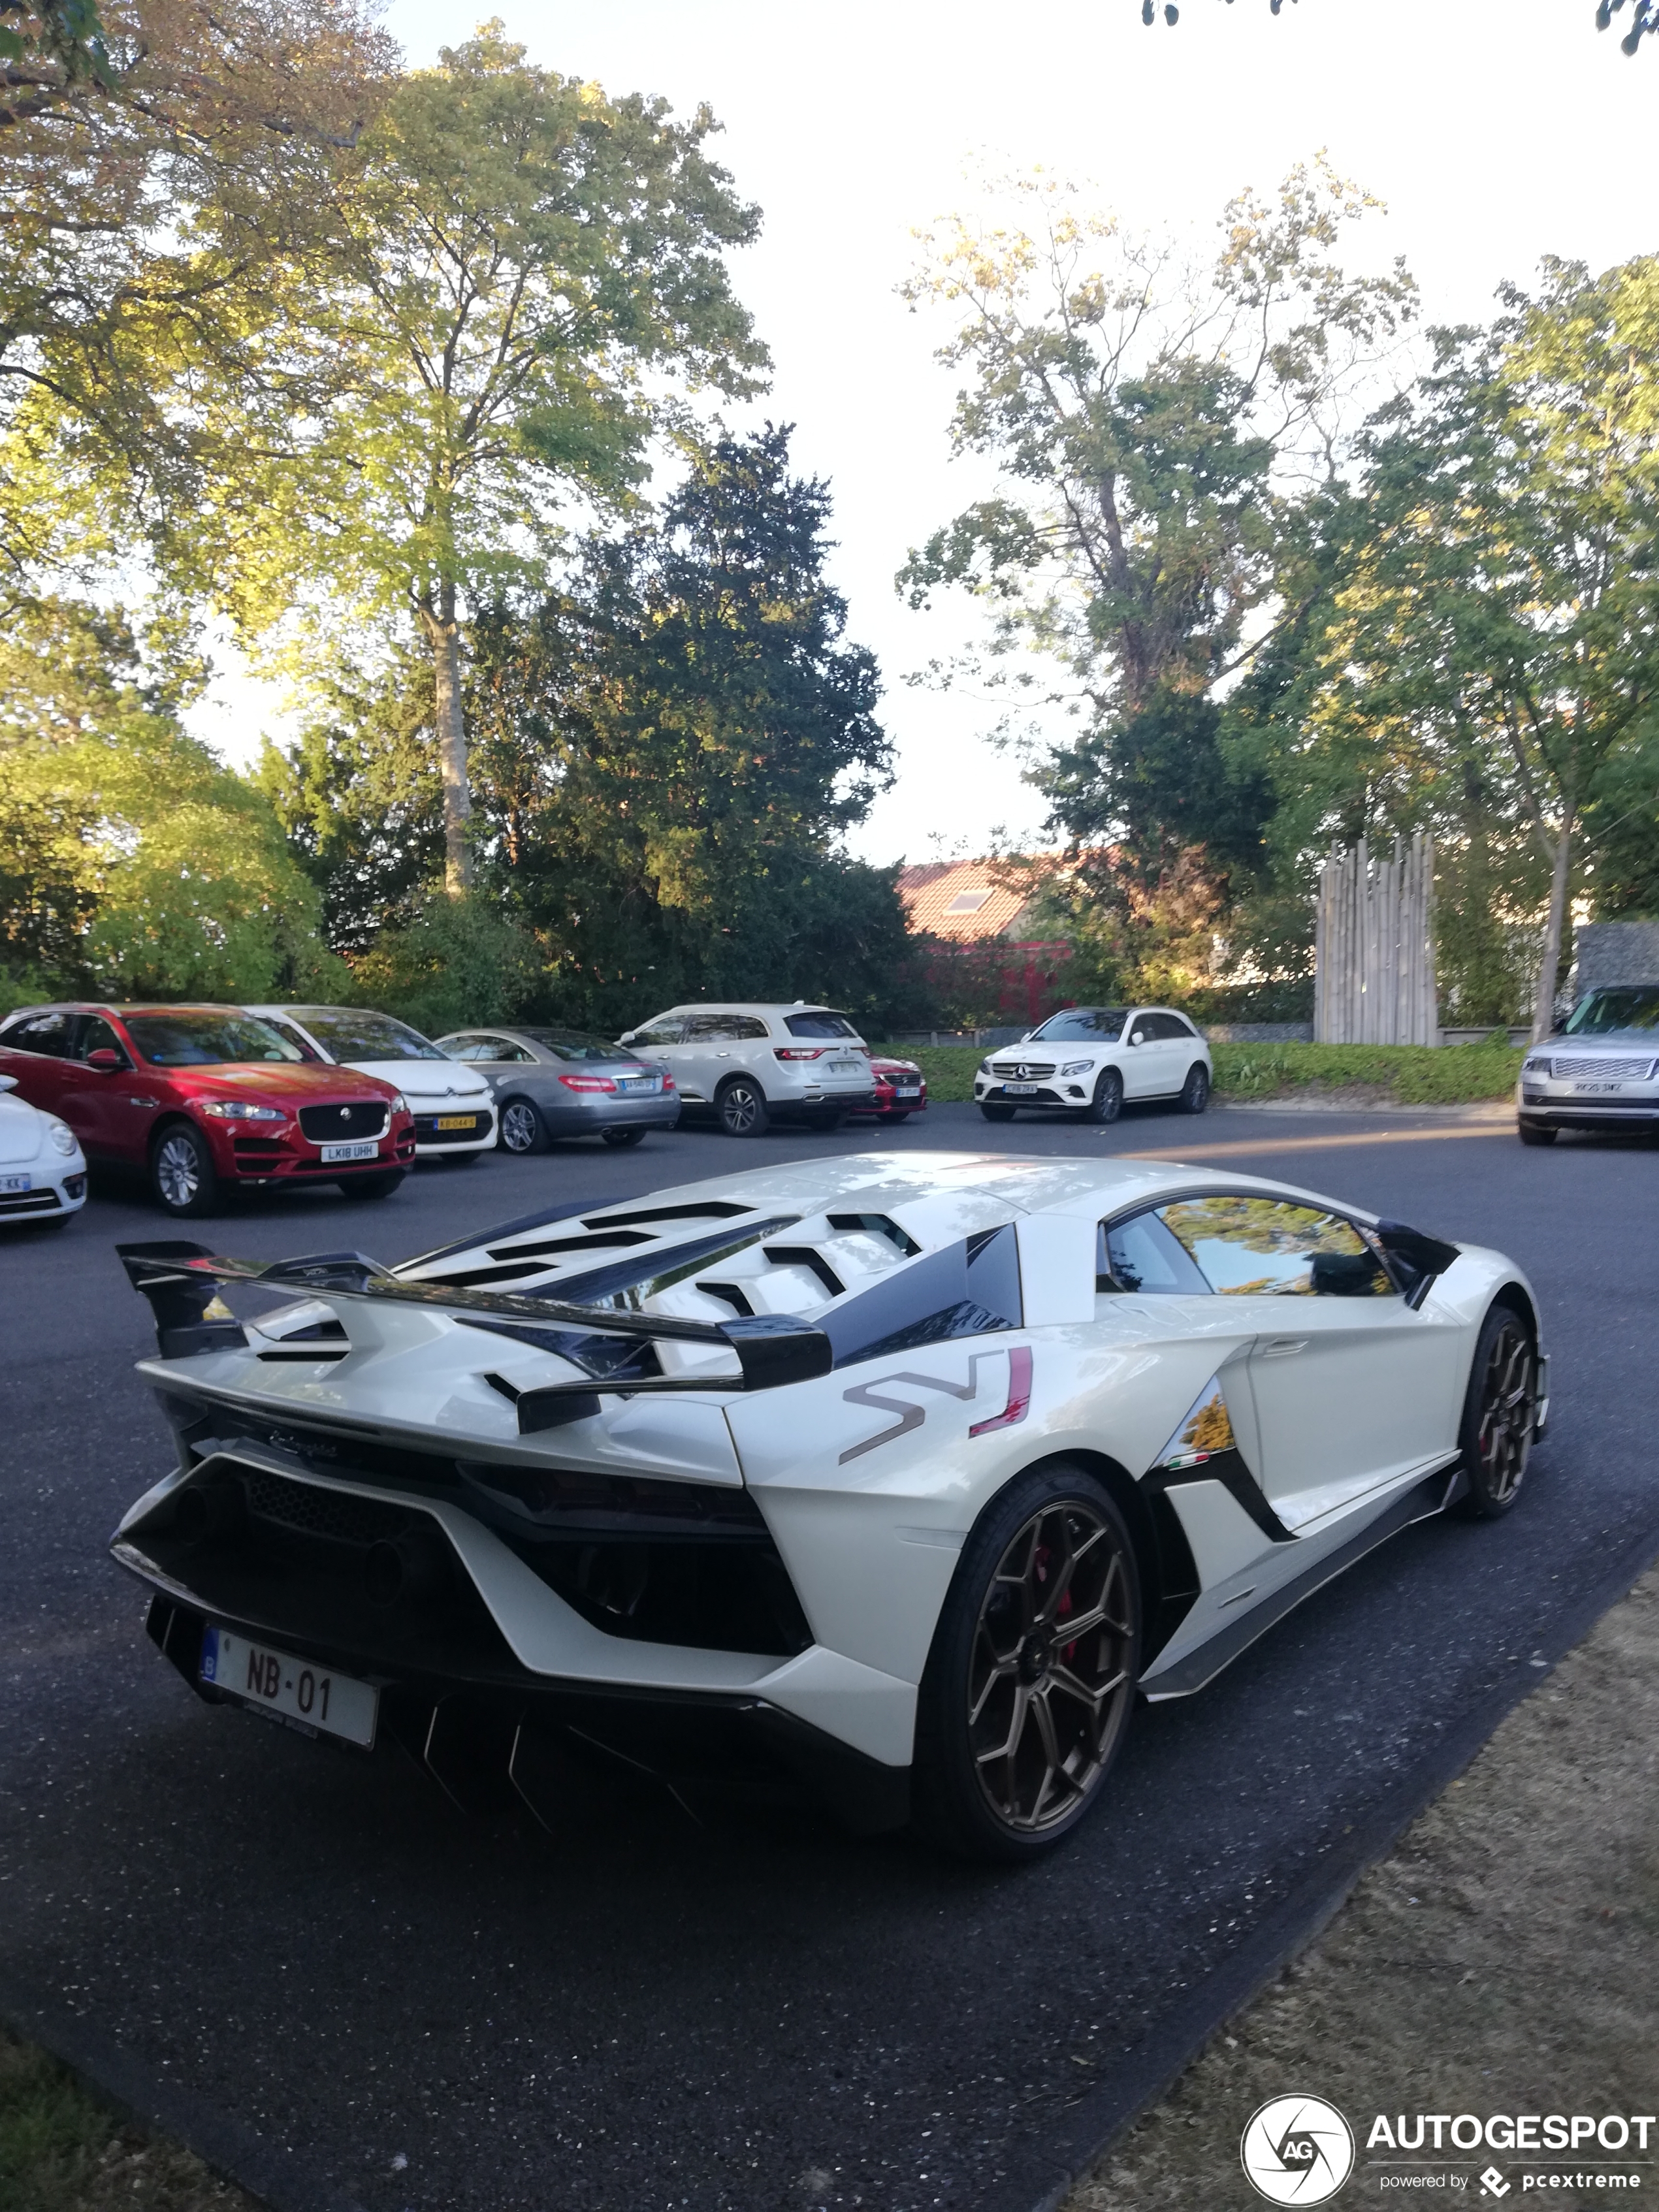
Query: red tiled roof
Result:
<box><xmin>898</xmin><ymin>858</ymin><xmax>1052</xmax><ymax>943</ymax></box>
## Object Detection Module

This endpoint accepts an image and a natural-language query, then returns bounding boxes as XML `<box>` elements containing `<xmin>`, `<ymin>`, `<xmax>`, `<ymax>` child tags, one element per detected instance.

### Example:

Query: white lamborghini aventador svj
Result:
<box><xmin>112</xmin><ymin>1151</ymin><xmax>1546</xmax><ymax>1860</ymax></box>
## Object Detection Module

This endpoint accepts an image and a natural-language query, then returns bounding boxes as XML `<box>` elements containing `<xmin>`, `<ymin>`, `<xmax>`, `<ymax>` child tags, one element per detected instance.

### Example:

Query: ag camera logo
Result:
<box><xmin>1242</xmin><ymin>2095</ymin><xmax>1357</xmax><ymax>2204</ymax></box>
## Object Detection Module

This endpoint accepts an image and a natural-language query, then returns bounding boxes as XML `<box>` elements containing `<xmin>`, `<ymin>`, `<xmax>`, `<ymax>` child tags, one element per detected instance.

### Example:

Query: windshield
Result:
<box><xmin>1028</xmin><ymin>1008</ymin><xmax>1129</xmax><ymax>1042</ymax></box>
<box><xmin>125</xmin><ymin>1013</ymin><xmax>312</xmax><ymax>1068</ymax></box>
<box><xmin>521</xmin><ymin>1029</ymin><xmax>636</xmax><ymax>1063</ymax></box>
<box><xmin>291</xmin><ymin>1008</ymin><xmax>447</xmax><ymax>1061</ymax></box>
<box><xmin>784</xmin><ymin>1011</ymin><xmax>860</xmax><ymax>1038</ymax></box>
<box><xmin>1562</xmin><ymin>987</ymin><xmax>1659</xmax><ymax>1036</ymax></box>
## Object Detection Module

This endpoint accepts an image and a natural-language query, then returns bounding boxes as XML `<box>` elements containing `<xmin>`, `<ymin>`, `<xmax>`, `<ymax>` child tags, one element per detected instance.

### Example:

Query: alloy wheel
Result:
<box><xmin>500</xmin><ymin>1100</ymin><xmax>541</xmax><ymax>1154</ymax></box>
<box><xmin>969</xmin><ymin>1499</ymin><xmax>1135</xmax><ymax>1834</ymax></box>
<box><xmin>154</xmin><ymin>1131</ymin><xmax>204</xmax><ymax>1211</ymax></box>
<box><xmin>718</xmin><ymin>1080</ymin><xmax>766</xmax><ymax>1136</ymax></box>
<box><xmin>1085</xmin><ymin>1069</ymin><xmax>1123</xmax><ymax>1125</ymax></box>
<box><xmin>1180</xmin><ymin>1064</ymin><xmax>1210</xmax><ymax>1115</ymax></box>
<box><xmin>1474</xmin><ymin>1317</ymin><xmax>1536</xmax><ymax>1507</ymax></box>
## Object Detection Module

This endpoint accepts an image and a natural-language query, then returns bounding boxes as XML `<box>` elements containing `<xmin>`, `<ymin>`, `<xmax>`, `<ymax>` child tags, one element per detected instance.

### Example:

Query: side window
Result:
<box><xmin>74</xmin><ymin>1016</ymin><xmax>130</xmax><ymax>1065</ymax></box>
<box><xmin>1151</xmin><ymin>1013</ymin><xmax>1195</xmax><ymax>1042</ymax></box>
<box><xmin>1</xmin><ymin>1012</ymin><xmax>76</xmax><ymax>1057</ymax></box>
<box><xmin>1125</xmin><ymin>1012</ymin><xmax>1153</xmax><ymax>1046</ymax></box>
<box><xmin>489</xmin><ymin>1040</ymin><xmax>537</xmax><ymax>1064</ymax></box>
<box><xmin>1158</xmin><ymin>1195</ymin><xmax>1394</xmax><ymax>1298</ymax></box>
<box><xmin>631</xmin><ymin>1018</ymin><xmax>685</xmax><ymax>1046</ymax></box>
<box><xmin>688</xmin><ymin>1013</ymin><xmax>769</xmax><ymax>1042</ymax></box>
<box><xmin>1098</xmin><ymin>1210</ymin><xmax>1212</xmax><ymax>1294</ymax></box>
<box><xmin>444</xmin><ymin>1039</ymin><xmax>491</xmax><ymax>1062</ymax></box>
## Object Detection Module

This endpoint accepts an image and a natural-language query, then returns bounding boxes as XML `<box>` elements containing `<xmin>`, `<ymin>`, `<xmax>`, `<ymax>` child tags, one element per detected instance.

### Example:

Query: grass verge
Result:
<box><xmin>0</xmin><ymin>2027</ymin><xmax>259</xmax><ymax>2212</ymax></box>
<box><xmin>902</xmin><ymin>1040</ymin><xmax>1524</xmax><ymax>1108</ymax></box>
<box><xmin>1065</xmin><ymin>1563</ymin><xmax>1659</xmax><ymax>2212</ymax></box>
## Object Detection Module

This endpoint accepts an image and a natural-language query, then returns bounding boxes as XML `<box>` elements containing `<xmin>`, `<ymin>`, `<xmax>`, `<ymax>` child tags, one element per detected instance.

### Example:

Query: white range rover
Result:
<box><xmin>975</xmin><ymin>1004</ymin><xmax>1213</xmax><ymax>1125</ymax></box>
<box><xmin>619</xmin><ymin>1003</ymin><xmax>878</xmax><ymax>1135</ymax></box>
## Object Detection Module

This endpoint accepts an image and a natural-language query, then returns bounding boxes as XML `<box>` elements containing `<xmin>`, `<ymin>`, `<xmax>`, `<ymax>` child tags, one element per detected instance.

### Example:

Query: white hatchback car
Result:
<box><xmin>975</xmin><ymin>1005</ymin><xmax>1212</xmax><ymax>1125</ymax></box>
<box><xmin>619</xmin><ymin>1004</ymin><xmax>878</xmax><ymax>1136</ymax></box>
<box><xmin>0</xmin><ymin>1071</ymin><xmax>88</xmax><ymax>1226</ymax></box>
<box><xmin>246</xmin><ymin>1006</ymin><xmax>498</xmax><ymax>1162</ymax></box>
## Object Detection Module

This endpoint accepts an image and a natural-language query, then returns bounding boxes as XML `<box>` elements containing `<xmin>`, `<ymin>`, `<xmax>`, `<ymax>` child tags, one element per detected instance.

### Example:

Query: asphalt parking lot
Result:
<box><xmin>3</xmin><ymin>1100</ymin><xmax>1656</xmax><ymax>2212</ymax></box>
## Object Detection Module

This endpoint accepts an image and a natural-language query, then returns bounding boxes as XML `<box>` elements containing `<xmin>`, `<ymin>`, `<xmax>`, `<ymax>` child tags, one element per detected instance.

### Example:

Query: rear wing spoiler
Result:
<box><xmin>115</xmin><ymin>1241</ymin><xmax>833</xmax><ymax>1397</ymax></box>
<box><xmin>116</xmin><ymin>1219</ymin><xmax>1027</xmax><ymax>1427</ymax></box>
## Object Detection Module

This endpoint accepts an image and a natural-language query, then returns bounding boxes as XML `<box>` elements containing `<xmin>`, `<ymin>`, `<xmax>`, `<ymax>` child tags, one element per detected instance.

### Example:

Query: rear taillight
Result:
<box><xmin>774</xmin><ymin>1046</ymin><xmax>825</xmax><ymax>1061</ymax></box>
<box><xmin>661</xmin><ymin>1074</ymin><xmax>676</xmax><ymax>1090</ymax></box>
<box><xmin>558</xmin><ymin>1074</ymin><xmax>617</xmax><ymax>1093</ymax></box>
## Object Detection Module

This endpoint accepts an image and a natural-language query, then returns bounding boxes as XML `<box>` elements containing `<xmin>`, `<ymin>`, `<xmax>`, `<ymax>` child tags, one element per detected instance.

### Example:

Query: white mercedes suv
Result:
<box><xmin>974</xmin><ymin>1005</ymin><xmax>1212</xmax><ymax>1125</ymax></box>
<box><xmin>618</xmin><ymin>1004</ymin><xmax>878</xmax><ymax>1135</ymax></box>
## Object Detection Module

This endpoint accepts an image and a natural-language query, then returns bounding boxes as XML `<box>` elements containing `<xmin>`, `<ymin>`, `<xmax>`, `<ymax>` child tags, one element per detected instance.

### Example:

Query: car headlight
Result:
<box><xmin>1060</xmin><ymin>1059</ymin><xmax>1093</xmax><ymax>1078</ymax></box>
<box><xmin>1522</xmin><ymin>1057</ymin><xmax>1552</xmax><ymax>1078</ymax></box>
<box><xmin>200</xmin><ymin>1099</ymin><xmax>287</xmax><ymax>1121</ymax></box>
<box><xmin>48</xmin><ymin>1119</ymin><xmax>78</xmax><ymax>1155</ymax></box>
<box><xmin>391</xmin><ymin>1093</ymin><xmax>410</xmax><ymax>1114</ymax></box>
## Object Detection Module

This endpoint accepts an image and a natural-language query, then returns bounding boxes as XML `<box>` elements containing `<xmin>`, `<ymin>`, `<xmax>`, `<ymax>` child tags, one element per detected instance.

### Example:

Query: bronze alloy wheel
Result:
<box><xmin>1458</xmin><ymin>1308</ymin><xmax>1538</xmax><ymax>1516</ymax></box>
<box><xmin>916</xmin><ymin>1466</ymin><xmax>1140</xmax><ymax>1858</ymax></box>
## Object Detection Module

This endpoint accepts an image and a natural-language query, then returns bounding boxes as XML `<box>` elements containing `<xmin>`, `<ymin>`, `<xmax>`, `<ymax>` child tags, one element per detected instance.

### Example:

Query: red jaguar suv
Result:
<box><xmin>0</xmin><ymin>1003</ymin><xmax>417</xmax><ymax>1215</ymax></box>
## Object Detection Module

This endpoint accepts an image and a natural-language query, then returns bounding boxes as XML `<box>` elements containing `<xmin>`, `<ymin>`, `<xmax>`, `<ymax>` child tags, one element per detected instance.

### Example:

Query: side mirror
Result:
<box><xmin>87</xmin><ymin>1048</ymin><xmax>124</xmax><ymax>1071</ymax></box>
<box><xmin>618</xmin><ymin>1031</ymin><xmax>637</xmax><ymax>1045</ymax></box>
<box><xmin>1129</xmin><ymin>1030</ymin><xmax>1145</xmax><ymax>1047</ymax></box>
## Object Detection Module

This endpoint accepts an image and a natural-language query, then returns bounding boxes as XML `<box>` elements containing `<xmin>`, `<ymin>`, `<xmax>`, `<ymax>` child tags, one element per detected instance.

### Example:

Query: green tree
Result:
<box><xmin>169</xmin><ymin>22</ymin><xmax>765</xmax><ymax>895</ymax></box>
<box><xmin>1</xmin><ymin>598</ymin><xmax>347</xmax><ymax>998</ymax></box>
<box><xmin>481</xmin><ymin>426</ymin><xmax>907</xmax><ymax>1030</ymax></box>
<box><xmin>901</xmin><ymin>159</ymin><xmax>1413</xmax><ymax>995</ymax></box>
<box><xmin>1</xmin><ymin>1</ymin><xmax>393</xmax><ymax>589</ymax></box>
<box><xmin>1257</xmin><ymin>260</ymin><xmax>1659</xmax><ymax>1034</ymax></box>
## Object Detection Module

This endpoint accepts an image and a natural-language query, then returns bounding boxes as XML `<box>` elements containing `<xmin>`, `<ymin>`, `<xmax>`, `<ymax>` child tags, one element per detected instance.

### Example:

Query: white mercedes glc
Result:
<box><xmin>974</xmin><ymin>1005</ymin><xmax>1212</xmax><ymax>1125</ymax></box>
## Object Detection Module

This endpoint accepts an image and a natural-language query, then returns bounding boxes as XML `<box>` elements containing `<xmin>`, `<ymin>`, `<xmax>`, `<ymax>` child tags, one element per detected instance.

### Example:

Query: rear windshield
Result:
<box><xmin>292</xmin><ymin>1009</ymin><xmax>447</xmax><ymax>1061</ymax></box>
<box><xmin>1028</xmin><ymin>1008</ymin><xmax>1128</xmax><ymax>1042</ymax></box>
<box><xmin>125</xmin><ymin>1013</ymin><xmax>313</xmax><ymax>1067</ymax></box>
<box><xmin>784</xmin><ymin>1011</ymin><xmax>860</xmax><ymax>1038</ymax></box>
<box><xmin>1563</xmin><ymin>988</ymin><xmax>1659</xmax><ymax>1036</ymax></box>
<box><xmin>521</xmin><ymin>1030</ymin><xmax>636</xmax><ymax>1063</ymax></box>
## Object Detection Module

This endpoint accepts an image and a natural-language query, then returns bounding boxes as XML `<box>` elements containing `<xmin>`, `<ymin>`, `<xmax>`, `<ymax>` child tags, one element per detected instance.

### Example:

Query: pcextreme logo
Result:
<box><xmin>1242</xmin><ymin>2096</ymin><xmax>1357</xmax><ymax>2204</ymax></box>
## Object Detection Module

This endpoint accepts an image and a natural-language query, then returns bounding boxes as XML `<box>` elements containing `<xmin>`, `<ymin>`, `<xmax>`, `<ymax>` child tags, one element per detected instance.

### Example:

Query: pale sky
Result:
<box><xmin>190</xmin><ymin>0</ymin><xmax>1658</xmax><ymax>867</ymax></box>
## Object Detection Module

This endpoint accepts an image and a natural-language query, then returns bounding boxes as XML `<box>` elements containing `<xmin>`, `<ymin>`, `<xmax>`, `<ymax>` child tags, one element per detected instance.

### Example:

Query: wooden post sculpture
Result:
<box><xmin>1314</xmin><ymin>833</ymin><xmax>1438</xmax><ymax>1046</ymax></box>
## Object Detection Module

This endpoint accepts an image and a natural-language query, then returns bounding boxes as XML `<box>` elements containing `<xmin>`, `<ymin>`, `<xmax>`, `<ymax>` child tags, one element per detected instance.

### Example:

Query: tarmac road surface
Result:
<box><xmin>2</xmin><ymin>1100</ymin><xmax>1654</xmax><ymax>2212</ymax></box>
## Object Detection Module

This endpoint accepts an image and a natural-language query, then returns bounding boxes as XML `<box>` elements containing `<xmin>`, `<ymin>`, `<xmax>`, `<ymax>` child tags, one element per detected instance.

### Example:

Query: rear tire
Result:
<box><xmin>1454</xmin><ymin>1305</ymin><xmax>1539</xmax><ymax>1518</ymax></box>
<box><xmin>344</xmin><ymin>1170</ymin><xmax>404</xmax><ymax>1200</ymax></box>
<box><xmin>1517</xmin><ymin>1121</ymin><xmax>1557</xmax><ymax>1146</ymax></box>
<box><xmin>912</xmin><ymin>1462</ymin><xmax>1140</xmax><ymax>1862</ymax></box>
<box><xmin>1177</xmin><ymin>1063</ymin><xmax>1210</xmax><ymax>1115</ymax></box>
<box><xmin>602</xmin><ymin>1127</ymin><xmax>647</xmax><ymax>1147</ymax></box>
<box><xmin>717</xmin><ymin>1078</ymin><xmax>769</xmax><ymax>1137</ymax></box>
<box><xmin>150</xmin><ymin>1122</ymin><xmax>219</xmax><ymax>1217</ymax></box>
<box><xmin>979</xmin><ymin>1102</ymin><xmax>1016</xmax><ymax>1123</ymax></box>
<box><xmin>1083</xmin><ymin>1068</ymin><xmax>1124</xmax><ymax>1125</ymax></box>
<box><xmin>498</xmin><ymin>1097</ymin><xmax>549</xmax><ymax>1155</ymax></box>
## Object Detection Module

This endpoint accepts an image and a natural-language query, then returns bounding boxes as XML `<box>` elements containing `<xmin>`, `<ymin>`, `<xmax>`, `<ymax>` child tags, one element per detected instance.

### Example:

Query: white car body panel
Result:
<box><xmin>112</xmin><ymin>1150</ymin><xmax>1544</xmax><ymax>1802</ymax></box>
<box><xmin>974</xmin><ymin>1005</ymin><xmax>1213</xmax><ymax>1115</ymax></box>
<box><xmin>0</xmin><ymin>1072</ymin><xmax>87</xmax><ymax>1225</ymax></box>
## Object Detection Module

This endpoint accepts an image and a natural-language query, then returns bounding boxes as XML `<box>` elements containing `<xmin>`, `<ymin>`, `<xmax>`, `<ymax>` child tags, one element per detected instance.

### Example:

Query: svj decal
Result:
<box><xmin>839</xmin><ymin>1346</ymin><xmax>1033</xmax><ymax>1464</ymax></box>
